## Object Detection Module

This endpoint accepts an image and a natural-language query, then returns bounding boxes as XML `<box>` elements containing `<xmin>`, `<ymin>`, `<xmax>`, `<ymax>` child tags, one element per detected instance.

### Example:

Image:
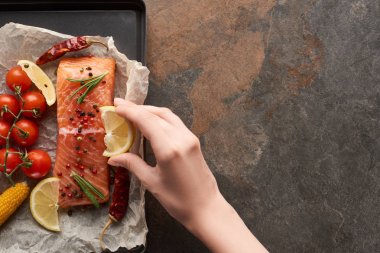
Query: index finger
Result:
<box><xmin>114</xmin><ymin>100</ymin><xmax>168</xmax><ymax>146</ymax></box>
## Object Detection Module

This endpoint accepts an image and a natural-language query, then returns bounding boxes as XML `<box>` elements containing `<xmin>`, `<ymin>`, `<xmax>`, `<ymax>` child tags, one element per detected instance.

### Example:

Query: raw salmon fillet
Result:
<box><xmin>54</xmin><ymin>57</ymin><xmax>115</xmax><ymax>208</ymax></box>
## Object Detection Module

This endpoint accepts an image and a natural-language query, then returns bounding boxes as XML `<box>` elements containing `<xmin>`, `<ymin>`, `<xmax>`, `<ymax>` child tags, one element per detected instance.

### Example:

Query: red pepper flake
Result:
<box><xmin>79</xmin><ymin>165</ymin><xmax>85</xmax><ymax>170</ymax></box>
<box><xmin>69</xmin><ymin>117</ymin><xmax>74</xmax><ymax>121</ymax></box>
<box><xmin>61</xmin><ymin>192</ymin><xmax>66</xmax><ymax>197</ymax></box>
<box><xmin>83</xmin><ymin>122</ymin><xmax>88</xmax><ymax>128</ymax></box>
<box><xmin>68</xmin><ymin>193</ymin><xmax>73</xmax><ymax>198</ymax></box>
<box><xmin>92</xmin><ymin>168</ymin><xmax>97</xmax><ymax>174</ymax></box>
<box><xmin>75</xmin><ymin>146</ymin><xmax>80</xmax><ymax>151</ymax></box>
<box><xmin>59</xmin><ymin>187</ymin><xmax>63</xmax><ymax>192</ymax></box>
<box><xmin>66</xmin><ymin>164</ymin><xmax>71</xmax><ymax>169</ymax></box>
<box><xmin>65</xmin><ymin>183</ymin><xmax>71</xmax><ymax>189</ymax></box>
<box><xmin>83</xmin><ymin>116</ymin><xmax>88</xmax><ymax>122</ymax></box>
<box><xmin>76</xmin><ymin>150</ymin><xmax>83</xmax><ymax>155</ymax></box>
<box><xmin>80</xmin><ymin>173</ymin><xmax>84</xmax><ymax>178</ymax></box>
<box><xmin>57</xmin><ymin>172</ymin><xmax>63</xmax><ymax>177</ymax></box>
<box><xmin>102</xmin><ymin>80</ymin><xmax>106</xmax><ymax>84</ymax></box>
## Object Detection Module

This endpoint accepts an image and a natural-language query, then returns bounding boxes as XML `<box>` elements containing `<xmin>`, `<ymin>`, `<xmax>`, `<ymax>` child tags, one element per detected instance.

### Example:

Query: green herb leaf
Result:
<box><xmin>67</xmin><ymin>72</ymin><xmax>108</xmax><ymax>104</ymax></box>
<box><xmin>72</xmin><ymin>175</ymin><xmax>100</xmax><ymax>208</ymax></box>
<box><xmin>66</xmin><ymin>75</ymin><xmax>99</xmax><ymax>82</ymax></box>
<box><xmin>71</xmin><ymin>171</ymin><xmax>105</xmax><ymax>199</ymax></box>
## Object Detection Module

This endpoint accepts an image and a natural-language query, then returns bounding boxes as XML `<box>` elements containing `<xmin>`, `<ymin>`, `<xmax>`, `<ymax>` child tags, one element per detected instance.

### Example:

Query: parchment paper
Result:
<box><xmin>0</xmin><ymin>23</ymin><xmax>149</xmax><ymax>253</ymax></box>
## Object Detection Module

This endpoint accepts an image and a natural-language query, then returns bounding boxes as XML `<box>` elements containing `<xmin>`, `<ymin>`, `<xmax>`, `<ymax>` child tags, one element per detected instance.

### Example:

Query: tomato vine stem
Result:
<box><xmin>0</xmin><ymin>89</ymin><xmax>36</xmax><ymax>186</ymax></box>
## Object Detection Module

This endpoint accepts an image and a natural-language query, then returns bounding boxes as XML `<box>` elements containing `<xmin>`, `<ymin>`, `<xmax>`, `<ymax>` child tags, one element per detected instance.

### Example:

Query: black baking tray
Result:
<box><xmin>0</xmin><ymin>0</ymin><xmax>146</xmax><ymax>64</ymax></box>
<box><xmin>0</xmin><ymin>1</ymin><xmax>146</xmax><ymax>252</ymax></box>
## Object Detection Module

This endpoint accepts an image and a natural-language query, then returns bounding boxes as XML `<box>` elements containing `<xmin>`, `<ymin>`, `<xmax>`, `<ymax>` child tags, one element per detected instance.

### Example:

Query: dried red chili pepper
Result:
<box><xmin>36</xmin><ymin>36</ymin><xmax>108</xmax><ymax>65</ymax></box>
<box><xmin>100</xmin><ymin>167</ymin><xmax>130</xmax><ymax>250</ymax></box>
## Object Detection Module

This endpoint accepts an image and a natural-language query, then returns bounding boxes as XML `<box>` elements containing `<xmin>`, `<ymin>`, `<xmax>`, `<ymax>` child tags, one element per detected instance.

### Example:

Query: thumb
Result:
<box><xmin>108</xmin><ymin>153</ymin><xmax>155</xmax><ymax>186</ymax></box>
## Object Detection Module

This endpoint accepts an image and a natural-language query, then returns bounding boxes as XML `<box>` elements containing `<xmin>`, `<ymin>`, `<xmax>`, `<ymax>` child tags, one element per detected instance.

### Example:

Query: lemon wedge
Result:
<box><xmin>30</xmin><ymin>177</ymin><xmax>60</xmax><ymax>232</ymax></box>
<box><xmin>17</xmin><ymin>60</ymin><xmax>56</xmax><ymax>106</ymax></box>
<box><xmin>100</xmin><ymin>106</ymin><xmax>135</xmax><ymax>157</ymax></box>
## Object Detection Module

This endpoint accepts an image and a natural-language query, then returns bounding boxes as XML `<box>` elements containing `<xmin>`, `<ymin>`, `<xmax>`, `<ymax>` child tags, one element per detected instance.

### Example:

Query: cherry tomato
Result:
<box><xmin>11</xmin><ymin>119</ymin><xmax>39</xmax><ymax>147</ymax></box>
<box><xmin>0</xmin><ymin>94</ymin><xmax>20</xmax><ymax>122</ymax></box>
<box><xmin>22</xmin><ymin>149</ymin><xmax>51</xmax><ymax>179</ymax></box>
<box><xmin>0</xmin><ymin>148</ymin><xmax>22</xmax><ymax>174</ymax></box>
<box><xmin>0</xmin><ymin>120</ymin><xmax>11</xmax><ymax>146</ymax></box>
<box><xmin>21</xmin><ymin>91</ymin><xmax>47</xmax><ymax>118</ymax></box>
<box><xmin>6</xmin><ymin>66</ymin><xmax>32</xmax><ymax>93</ymax></box>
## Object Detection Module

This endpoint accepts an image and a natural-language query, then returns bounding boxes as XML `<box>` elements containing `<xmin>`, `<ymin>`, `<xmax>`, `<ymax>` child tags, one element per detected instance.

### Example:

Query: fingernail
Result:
<box><xmin>114</xmin><ymin>97</ymin><xmax>124</xmax><ymax>105</ymax></box>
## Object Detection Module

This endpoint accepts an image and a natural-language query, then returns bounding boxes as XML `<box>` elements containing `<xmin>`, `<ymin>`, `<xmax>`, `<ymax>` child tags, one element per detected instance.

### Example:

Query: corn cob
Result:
<box><xmin>0</xmin><ymin>182</ymin><xmax>30</xmax><ymax>226</ymax></box>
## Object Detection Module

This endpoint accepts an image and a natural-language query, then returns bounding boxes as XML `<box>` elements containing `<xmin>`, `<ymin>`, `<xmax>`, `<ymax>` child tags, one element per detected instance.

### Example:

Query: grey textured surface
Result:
<box><xmin>144</xmin><ymin>0</ymin><xmax>380</xmax><ymax>252</ymax></box>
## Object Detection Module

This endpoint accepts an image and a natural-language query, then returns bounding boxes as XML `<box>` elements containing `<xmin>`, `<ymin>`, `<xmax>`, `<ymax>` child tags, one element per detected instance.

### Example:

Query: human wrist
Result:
<box><xmin>183</xmin><ymin>191</ymin><xmax>228</xmax><ymax>236</ymax></box>
<box><xmin>184</xmin><ymin>192</ymin><xmax>268</xmax><ymax>253</ymax></box>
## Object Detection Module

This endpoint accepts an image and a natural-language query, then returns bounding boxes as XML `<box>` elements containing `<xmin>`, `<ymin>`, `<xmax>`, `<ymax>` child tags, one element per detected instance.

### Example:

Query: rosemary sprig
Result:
<box><xmin>66</xmin><ymin>75</ymin><xmax>99</xmax><ymax>82</ymax></box>
<box><xmin>72</xmin><ymin>171</ymin><xmax>105</xmax><ymax>199</ymax></box>
<box><xmin>70</xmin><ymin>171</ymin><xmax>105</xmax><ymax>208</ymax></box>
<box><xmin>67</xmin><ymin>72</ymin><xmax>108</xmax><ymax>104</ymax></box>
<box><xmin>72</xmin><ymin>175</ymin><xmax>99</xmax><ymax>208</ymax></box>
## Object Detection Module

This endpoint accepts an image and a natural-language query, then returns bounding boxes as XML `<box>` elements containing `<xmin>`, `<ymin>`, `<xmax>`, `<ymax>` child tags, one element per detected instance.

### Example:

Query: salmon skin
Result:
<box><xmin>54</xmin><ymin>57</ymin><xmax>115</xmax><ymax>208</ymax></box>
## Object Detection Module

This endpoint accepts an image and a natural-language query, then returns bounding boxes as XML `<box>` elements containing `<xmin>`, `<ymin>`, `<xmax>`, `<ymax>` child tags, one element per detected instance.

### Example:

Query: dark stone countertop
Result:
<box><xmin>143</xmin><ymin>0</ymin><xmax>380</xmax><ymax>252</ymax></box>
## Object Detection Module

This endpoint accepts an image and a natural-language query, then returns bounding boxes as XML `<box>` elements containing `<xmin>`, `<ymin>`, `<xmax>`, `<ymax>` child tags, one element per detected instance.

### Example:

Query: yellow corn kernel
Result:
<box><xmin>0</xmin><ymin>182</ymin><xmax>29</xmax><ymax>226</ymax></box>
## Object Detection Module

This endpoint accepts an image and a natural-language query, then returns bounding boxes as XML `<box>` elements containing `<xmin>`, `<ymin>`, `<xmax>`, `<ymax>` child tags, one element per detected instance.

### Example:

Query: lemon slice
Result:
<box><xmin>30</xmin><ymin>177</ymin><xmax>60</xmax><ymax>232</ymax></box>
<box><xmin>100</xmin><ymin>106</ymin><xmax>135</xmax><ymax>157</ymax></box>
<box><xmin>17</xmin><ymin>60</ymin><xmax>56</xmax><ymax>106</ymax></box>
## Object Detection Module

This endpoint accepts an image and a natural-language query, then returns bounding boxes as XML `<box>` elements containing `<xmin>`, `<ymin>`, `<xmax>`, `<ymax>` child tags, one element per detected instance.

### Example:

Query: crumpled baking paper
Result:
<box><xmin>0</xmin><ymin>22</ymin><xmax>149</xmax><ymax>253</ymax></box>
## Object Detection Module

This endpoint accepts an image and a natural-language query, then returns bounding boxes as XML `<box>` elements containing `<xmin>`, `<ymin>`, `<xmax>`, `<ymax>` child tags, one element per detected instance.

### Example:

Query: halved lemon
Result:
<box><xmin>30</xmin><ymin>177</ymin><xmax>60</xmax><ymax>232</ymax></box>
<box><xmin>100</xmin><ymin>106</ymin><xmax>135</xmax><ymax>157</ymax></box>
<box><xmin>17</xmin><ymin>60</ymin><xmax>56</xmax><ymax>106</ymax></box>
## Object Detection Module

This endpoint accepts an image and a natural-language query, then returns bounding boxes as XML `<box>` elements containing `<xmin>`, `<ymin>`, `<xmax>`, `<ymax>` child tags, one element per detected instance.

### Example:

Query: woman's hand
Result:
<box><xmin>108</xmin><ymin>98</ymin><xmax>268</xmax><ymax>253</ymax></box>
<box><xmin>109</xmin><ymin>98</ymin><xmax>220</xmax><ymax>226</ymax></box>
